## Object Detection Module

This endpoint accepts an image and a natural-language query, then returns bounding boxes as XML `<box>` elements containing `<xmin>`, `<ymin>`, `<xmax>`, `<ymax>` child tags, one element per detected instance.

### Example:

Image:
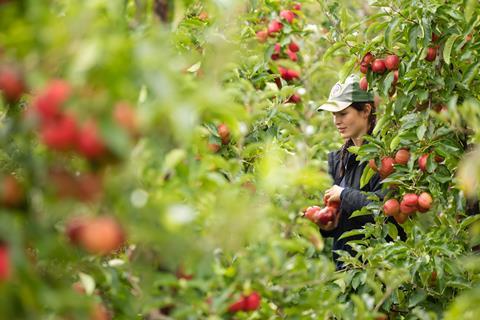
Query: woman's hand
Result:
<box><xmin>324</xmin><ymin>185</ymin><xmax>344</xmax><ymax>203</ymax></box>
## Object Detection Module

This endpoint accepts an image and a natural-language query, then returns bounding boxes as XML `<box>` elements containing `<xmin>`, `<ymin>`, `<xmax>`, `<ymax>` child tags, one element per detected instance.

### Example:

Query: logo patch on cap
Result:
<box><xmin>330</xmin><ymin>83</ymin><xmax>342</xmax><ymax>97</ymax></box>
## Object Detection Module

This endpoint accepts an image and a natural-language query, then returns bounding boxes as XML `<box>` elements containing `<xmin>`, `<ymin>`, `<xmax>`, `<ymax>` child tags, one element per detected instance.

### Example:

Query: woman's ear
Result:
<box><xmin>363</xmin><ymin>103</ymin><xmax>372</xmax><ymax>118</ymax></box>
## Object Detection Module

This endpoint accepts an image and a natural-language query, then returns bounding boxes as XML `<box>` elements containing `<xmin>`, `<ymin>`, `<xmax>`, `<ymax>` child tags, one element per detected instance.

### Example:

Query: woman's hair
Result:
<box><xmin>338</xmin><ymin>102</ymin><xmax>376</xmax><ymax>178</ymax></box>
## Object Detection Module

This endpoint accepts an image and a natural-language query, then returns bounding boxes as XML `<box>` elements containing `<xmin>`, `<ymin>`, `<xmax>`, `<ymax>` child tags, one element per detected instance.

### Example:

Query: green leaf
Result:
<box><xmin>339</xmin><ymin>229</ymin><xmax>367</xmax><ymax>240</ymax></box>
<box><xmin>443</xmin><ymin>35</ymin><xmax>459</xmax><ymax>65</ymax></box>
<box><xmin>323</xmin><ymin>42</ymin><xmax>346</xmax><ymax>62</ymax></box>
<box><xmin>460</xmin><ymin>215</ymin><xmax>480</xmax><ymax>229</ymax></box>
<box><xmin>348</xmin><ymin>146</ymin><xmax>360</xmax><ymax>154</ymax></box>
<box><xmin>360</xmin><ymin>166</ymin><xmax>376</xmax><ymax>189</ymax></box>
<box><xmin>408</xmin><ymin>289</ymin><xmax>426</xmax><ymax>307</ymax></box>
<box><xmin>383</xmin><ymin>71</ymin><xmax>395</xmax><ymax>96</ymax></box>
<box><xmin>385</xmin><ymin>17</ymin><xmax>400</xmax><ymax>49</ymax></box>
<box><xmin>350</xmin><ymin>207</ymin><xmax>372</xmax><ymax>218</ymax></box>
<box><xmin>390</xmin><ymin>135</ymin><xmax>401</xmax><ymax>151</ymax></box>
<box><xmin>465</xmin><ymin>0</ymin><xmax>478</xmax><ymax>21</ymax></box>
<box><xmin>463</xmin><ymin>62</ymin><xmax>480</xmax><ymax>86</ymax></box>
<box><xmin>373</xmin><ymin>115</ymin><xmax>388</xmax><ymax>136</ymax></box>
<box><xmin>416</xmin><ymin>125</ymin><xmax>427</xmax><ymax>140</ymax></box>
<box><xmin>408</xmin><ymin>25</ymin><xmax>419</xmax><ymax>52</ymax></box>
<box><xmin>387</xmin><ymin>223</ymin><xmax>399</xmax><ymax>240</ymax></box>
<box><xmin>340</xmin><ymin>57</ymin><xmax>357</xmax><ymax>82</ymax></box>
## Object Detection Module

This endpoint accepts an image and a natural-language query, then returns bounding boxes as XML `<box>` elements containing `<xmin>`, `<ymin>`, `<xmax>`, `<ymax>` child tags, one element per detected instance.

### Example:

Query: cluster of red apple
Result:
<box><xmin>0</xmin><ymin>243</ymin><xmax>10</xmax><ymax>281</ymax></box>
<box><xmin>271</xmin><ymin>41</ymin><xmax>300</xmax><ymax>62</ymax></box>
<box><xmin>208</xmin><ymin>123</ymin><xmax>231</xmax><ymax>153</ymax></box>
<box><xmin>369</xmin><ymin>148</ymin><xmax>442</xmax><ymax>179</ymax></box>
<box><xmin>255</xmin><ymin>3</ymin><xmax>302</xmax><ymax>103</ymax></box>
<box><xmin>26</xmin><ymin>79</ymin><xmax>139</xmax><ymax>161</ymax></box>
<box><xmin>255</xmin><ymin>3</ymin><xmax>301</xmax><ymax>42</ymax></box>
<box><xmin>65</xmin><ymin>215</ymin><xmax>125</xmax><ymax>255</ymax></box>
<box><xmin>304</xmin><ymin>196</ymin><xmax>340</xmax><ymax>225</ymax></box>
<box><xmin>30</xmin><ymin>80</ymin><xmax>105</xmax><ymax>159</ymax></box>
<box><xmin>228</xmin><ymin>291</ymin><xmax>261</xmax><ymax>313</ymax></box>
<box><xmin>383</xmin><ymin>191</ymin><xmax>433</xmax><ymax>224</ymax></box>
<box><xmin>359</xmin><ymin>52</ymin><xmax>399</xmax><ymax>91</ymax></box>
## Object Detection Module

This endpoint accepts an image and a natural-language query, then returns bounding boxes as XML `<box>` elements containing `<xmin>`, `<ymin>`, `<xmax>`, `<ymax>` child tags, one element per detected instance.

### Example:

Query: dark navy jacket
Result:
<box><xmin>320</xmin><ymin>148</ymin><xmax>405</xmax><ymax>270</ymax></box>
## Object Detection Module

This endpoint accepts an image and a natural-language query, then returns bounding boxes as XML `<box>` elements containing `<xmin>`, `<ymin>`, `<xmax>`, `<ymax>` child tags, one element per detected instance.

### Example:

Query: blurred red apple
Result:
<box><xmin>79</xmin><ymin>216</ymin><xmax>125</xmax><ymax>255</ymax></box>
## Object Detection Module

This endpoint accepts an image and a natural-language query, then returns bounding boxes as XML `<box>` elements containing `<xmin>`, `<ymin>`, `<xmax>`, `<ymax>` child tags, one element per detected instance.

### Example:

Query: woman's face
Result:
<box><xmin>332</xmin><ymin>105</ymin><xmax>370</xmax><ymax>140</ymax></box>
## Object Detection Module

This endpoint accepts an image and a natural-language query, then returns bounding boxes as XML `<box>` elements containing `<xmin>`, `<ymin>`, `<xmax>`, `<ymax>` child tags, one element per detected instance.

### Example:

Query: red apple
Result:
<box><xmin>286</xmin><ymin>69</ymin><xmax>300</xmax><ymax>80</ymax></box>
<box><xmin>293</xmin><ymin>3</ymin><xmax>301</xmax><ymax>10</ymax></box>
<box><xmin>434</xmin><ymin>154</ymin><xmax>444</xmax><ymax>163</ymax></box>
<box><xmin>279</xmin><ymin>67</ymin><xmax>300</xmax><ymax>81</ymax></box>
<box><xmin>280</xmin><ymin>10</ymin><xmax>295</xmax><ymax>24</ymax></box>
<box><xmin>418</xmin><ymin>192</ymin><xmax>432</xmax><ymax>211</ymax></box>
<box><xmin>208</xmin><ymin>143</ymin><xmax>220</xmax><ymax>153</ymax></box>
<box><xmin>425</xmin><ymin>47</ymin><xmax>437</xmax><ymax>62</ymax></box>
<box><xmin>368</xmin><ymin>159</ymin><xmax>378</xmax><ymax>171</ymax></box>
<box><xmin>371</xmin><ymin>59</ymin><xmax>386</xmax><ymax>74</ymax></box>
<box><xmin>271</xmin><ymin>53</ymin><xmax>280</xmax><ymax>60</ymax></box>
<box><xmin>40</xmin><ymin>113</ymin><xmax>78</xmax><ymax>151</ymax></box>
<box><xmin>362</xmin><ymin>52</ymin><xmax>374</xmax><ymax>65</ymax></box>
<box><xmin>400</xmin><ymin>201</ymin><xmax>417</xmax><ymax>215</ymax></box>
<box><xmin>360</xmin><ymin>63</ymin><xmax>369</xmax><ymax>74</ymax></box>
<box><xmin>33</xmin><ymin>79</ymin><xmax>71</xmax><ymax>122</ymax></box>
<box><xmin>256</xmin><ymin>30</ymin><xmax>268</xmax><ymax>43</ymax></box>
<box><xmin>304</xmin><ymin>206</ymin><xmax>320</xmax><ymax>222</ymax></box>
<box><xmin>395</xmin><ymin>149</ymin><xmax>410</xmax><ymax>165</ymax></box>
<box><xmin>394</xmin><ymin>212</ymin><xmax>408</xmax><ymax>224</ymax></box>
<box><xmin>91</xmin><ymin>303</ymin><xmax>111</xmax><ymax>320</ymax></box>
<box><xmin>198</xmin><ymin>11</ymin><xmax>208</xmax><ymax>21</ymax></box>
<box><xmin>402</xmin><ymin>193</ymin><xmax>419</xmax><ymax>207</ymax></box>
<box><xmin>278</xmin><ymin>67</ymin><xmax>288</xmax><ymax>79</ymax></box>
<box><xmin>65</xmin><ymin>216</ymin><xmax>90</xmax><ymax>245</ymax></box>
<box><xmin>383</xmin><ymin>199</ymin><xmax>400</xmax><ymax>216</ymax></box>
<box><xmin>113</xmin><ymin>102</ymin><xmax>138</xmax><ymax>136</ymax></box>
<box><xmin>274</xmin><ymin>43</ymin><xmax>281</xmax><ymax>53</ymax></box>
<box><xmin>289</xmin><ymin>41</ymin><xmax>299</xmax><ymax>52</ymax></box>
<box><xmin>228</xmin><ymin>297</ymin><xmax>246</xmax><ymax>313</ymax></box>
<box><xmin>287</xmin><ymin>94</ymin><xmax>301</xmax><ymax>103</ymax></box>
<box><xmin>0</xmin><ymin>244</ymin><xmax>10</xmax><ymax>281</ymax></box>
<box><xmin>244</xmin><ymin>292</ymin><xmax>261</xmax><ymax>311</ymax></box>
<box><xmin>385</xmin><ymin>54</ymin><xmax>400</xmax><ymax>70</ymax></box>
<box><xmin>268</xmin><ymin>20</ymin><xmax>283</xmax><ymax>35</ymax></box>
<box><xmin>286</xmin><ymin>49</ymin><xmax>298</xmax><ymax>61</ymax></box>
<box><xmin>217</xmin><ymin>123</ymin><xmax>230</xmax><ymax>144</ymax></box>
<box><xmin>0</xmin><ymin>174</ymin><xmax>24</xmax><ymax>208</ymax></box>
<box><xmin>79</xmin><ymin>216</ymin><xmax>125</xmax><ymax>255</ymax></box>
<box><xmin>393</xmin><ymin>70</ymin><xmax>399</xmax><ymax>84</ymax></box>
<box><xmin>327</xmin><ymin>200</ymin><xmax>340</xmax><ymax>211</ymax></box>
<box><xmin>315</xmin><ymin>207</ymin><xmax>335</xmax><ymax>225</ymax></box>
<box><xmin>379</xmin><ymin>157</ymin><xmax>395</xmax><ymax>179</ymax></box>
<box><xmin>359</xmin><ymin>77</ymin><xmax>368</xmax><ymax>91</ymax></box>
<box><xmin>418</xmin><ymin>154</ymin><xmax>429</xmax><ymax>172</ymax></box>
<box><xmin>0</xmin><ymin>65</ymin><xmax>26</xmax><ymax>103</ymax></box>
<box><xmin>76</xmin><ymin>120</ymin><xmax>106</xmax><ymax>159</ymax></box>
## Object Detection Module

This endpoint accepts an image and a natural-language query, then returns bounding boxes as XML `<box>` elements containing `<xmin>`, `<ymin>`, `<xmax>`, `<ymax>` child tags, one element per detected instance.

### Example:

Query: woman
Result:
<box><xmin>316</xmin><ymin>74</ymin><xmax>404</xmax><ymax>270</ymax></box>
